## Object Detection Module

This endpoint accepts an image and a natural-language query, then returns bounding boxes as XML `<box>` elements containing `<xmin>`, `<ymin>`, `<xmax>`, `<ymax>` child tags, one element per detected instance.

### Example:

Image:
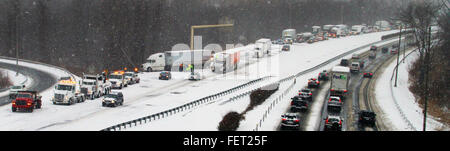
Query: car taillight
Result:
<box><xmin>316</xmin><ymin>81</ymin><xmax>320</xmax><ymax>84</ymax></box>
<box><xmin>282</xmin><ymin>118</ymin><xmax>287</xmax><ymax>121</ymax></box>
<box><xmin>339</xmin><ymin>99</ymin><xmax>342</xmax><ymax>103</ymax></box>
<box><xmin>330</xmin><ymin>89</ymin><xmax>334</xmax><ymax>91</ymax></box>
<box><xmin>339</xmin><ymin>120</ymin><xmax>342</xmax><ymax>125</ymax></box>
<box><xmin>299</xmin><ymin>92</ymin><xmax>302</xmax><ymax>95</ymax></box>
<box><xmin>309</xmin><ymin>93</ymin><xmax>312</xmax><ymax>96</ymax></box>
<box><xmin>364</xmin><ymin>73</ymin><xmax>367</xmax><ymax>75</ymax></box>
<box><xmin>291</xmin><ymin>101</ymin><xmax>294</xmax><ymax>105</ymax></box>
<box><xmin>325</xmin><ymin>119</ymin><xmax>329</xmax><ymax>124</ymax></box>
<box><xmin>295</xmin><ymin>120</ymin><xmax>300</xmax><ymax>123</ymax></box>
<box><xmin>370</xmin><ymin>73</ymin><xmax>373</xmax><ymax>75</ymax></box>
<box><xmin>344</xmin><ymin>90</ymin><xmax>348</xmax><ymax>93</ymax></box>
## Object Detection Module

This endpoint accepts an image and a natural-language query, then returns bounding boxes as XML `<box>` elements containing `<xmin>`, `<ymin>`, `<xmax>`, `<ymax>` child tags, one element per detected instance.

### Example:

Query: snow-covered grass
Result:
<box><xmin>374</xmin><ymin>50</ymin><xmax>448</xmax><ymax>131</ymax></box>
<box><xmin>0</xmin><ymin>69</ymin><xmax>32</xmax><ymax>97</ymax></box>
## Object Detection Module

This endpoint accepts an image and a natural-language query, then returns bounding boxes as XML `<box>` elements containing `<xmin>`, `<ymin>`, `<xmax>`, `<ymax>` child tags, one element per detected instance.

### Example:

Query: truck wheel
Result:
<box><xmin>147</xmin><ymin>67</ymin><xmax>152</xmax><ymax>72</ymax></box>
<box><xmin>53</xmin><ymin>102</ymin><xmax>56</xmax><ymax>105</ymax></box>
<box><xmin>12</xmin><ymin>107</ymin><xmax>16</xmax><ymax>112</ymax></box>
<box><xmin>120</xmin><ymin>85</ymin><xmax>123</xmax><ymax>89</ymax></box>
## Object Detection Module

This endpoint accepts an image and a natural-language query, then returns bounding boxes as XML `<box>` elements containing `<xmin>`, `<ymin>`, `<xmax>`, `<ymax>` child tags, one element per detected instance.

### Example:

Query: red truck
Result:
<box><xmin>11</xmin><ymin>91</ymin><xmax>42</xmax><ymax>112</ymax></box>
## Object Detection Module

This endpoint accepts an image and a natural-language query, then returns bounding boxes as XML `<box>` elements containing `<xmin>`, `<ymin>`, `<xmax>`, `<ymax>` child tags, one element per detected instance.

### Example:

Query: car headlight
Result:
<box><xmin>102</xmin><ymin>99</ymin><xmax>105</xmax><ymax>102</ymax></box>
<box><xmin>65</xmin><ymin>96</ymin><xmax>69</xmax><ymax>100</ymax></box>
<box><xmin>88</xmin><ymin>90</ymin><xmax>92</xmax><ymax>94</ymax></box>
<box><xmin>111</xmin><ymin>100</ymin><xmax>115</xmax><ymax>103</ymax></box>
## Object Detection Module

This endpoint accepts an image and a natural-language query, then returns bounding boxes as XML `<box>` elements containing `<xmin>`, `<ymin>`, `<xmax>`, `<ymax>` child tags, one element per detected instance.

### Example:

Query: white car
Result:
<box><xmin>188</xmin><ymin>72</ymin><xmax>203</xmax><ymax>81</ymax></box>
<box><xmin>9</xmin><ymin>85</ymin><xmax>26</xmax><ymax>99</ymax></box>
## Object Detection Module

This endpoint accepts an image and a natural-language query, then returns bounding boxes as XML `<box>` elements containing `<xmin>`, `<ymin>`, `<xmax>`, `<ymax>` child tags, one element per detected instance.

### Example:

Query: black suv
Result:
<box><xmin>159</xmin><ymin>71</ymin><xmax>172</xmax><ymax>80</ymax></box>
<box><xmin>358</xmin><ymin>110</ymin><xmax>376</xmax><ymax>127</ymax></box>
<box><xmin>102</xmin><ymin>92</ymin><xmax>124</xmax><ymax>107</ymax></box>
<box><xmin>290</xmin><ymin>96</ymin><xmax>308</xmax><ymax>112</ymax></box>
<box><xmin>382</xmin><ymin>47</ymin><xmax>389</xmax><ymax>53</ymax></box>
<box><xmin>370</xmin><ymin>45</ymin><xmax>377</xmax><ymax>51</ymax></box>
<box><xmin>340</xmin><ymin>59</ymin><xmax>349</xmax><ymax>66</ymax></box>
<box><xmin>318</xmin><ymin>70</ymin><xmax>329</xmax><ymax>81</ymax></box>
<box><xmin>307</xmin><ymin>78</ymin><xmax>320</xmax><ymax>88</ymax></box>
<box><xmin>298</xmin><ymin>88</ymin><xmax>312</xmax><ymax>101</ymax></box>
<box><xmin>327</xmin><ymin>96</ymin><xmax>342</xmax><ymax>113</ymax></box>
<box><xmin>324</xmin><ymin>115</ymin><xmax>343</xmax><ymax>131</ymax></box>
<box><xmin>280</xmin><ymin>113</ymin><xmax>301</xmax><ymax>130</ymax></box>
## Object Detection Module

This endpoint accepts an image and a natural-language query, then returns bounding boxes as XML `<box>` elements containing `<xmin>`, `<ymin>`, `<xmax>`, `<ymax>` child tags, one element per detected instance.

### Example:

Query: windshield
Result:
<box><xmin>11</xmin><ymin>86</ymin><xmax>22</xmax><ymax>89</ymax></box>
<box><xmin>83</xmin><ymin>81</ymin><xmax>95</xmax><ymax>85</ymax></box>
<box><xmin>17</xmin><ymin>93</ymin><xmax>32</xmax><ymax>98</ymax></box>
<box><xmin>109</xmin><ymin>75</ymin><xmax>122</xmax><ymax>79</ymax></box>
<box><xmin>160</xmin><ymin>72</ymin><xmax>168</xmax><ymax>76</ymax></box>
<box><xmin>124</xmin><ymin>73</ymin><xmax>133</xmax><ymax>77</ymax></box>
<box><xmin>84</xmin><ymin>76</ymin><xmax>96</xmax><ymax>80</ymax></box>
<box><xmin>283</xmin><ymin>115</ymin><xmax>297</xmax><ymax>119</ymax></box>
<box><xmin>104</xmin><ymin>94</ymin><xmax>118</xmax><ymax>99</ymax></box>
<box><xmin>352</xmin><ymin>64</ymin><xmax>359</xmax><ymax>67</ymax></box>
<box><xmin>301</xmin><ymin>89</ymin><xmax>310</xmax><ymax>93</ymax></box>
<box><xmin>56</xmin><ymin>85</ymin><xmax>73</xmax><ymax>91</ymax></box>
<box><xmin>328</xmin><ymin>118</ymin><xmax>340</xmax><ymax>123</ymax></box>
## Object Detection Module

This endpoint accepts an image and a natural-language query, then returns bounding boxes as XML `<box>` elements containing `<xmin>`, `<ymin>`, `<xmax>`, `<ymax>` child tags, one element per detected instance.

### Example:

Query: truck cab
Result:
<box><xmin>350</xmin><ymin>62</ymin><xmax>360</xmax><ymax>73</ymax></box>
<box><xmin>109</xmin><ymin>71</ymin><xmax>126</xmax><ymax>89</ymax></box>
<box><xmin>12</xmin><ymin>91</ymin><xmax>42</xmax><ymax>112</ymax></box>
<box><xmin>81</xmin><ymin>74</ymin><xmax>102</xmax><ymax>100</ymax></box>
<box><xmin>52</xmin><ymin>80</ymin><xmax>85</xmax><ymax>105</ymax></box>
<box><xmin>142</xmin><ymin>53</ymin><xmax>166</xmax><ymax>72</ymax></box>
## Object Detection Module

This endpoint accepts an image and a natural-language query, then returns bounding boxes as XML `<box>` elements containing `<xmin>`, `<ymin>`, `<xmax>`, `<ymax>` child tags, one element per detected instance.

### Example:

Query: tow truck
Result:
<box><xmin>11</xmin><ymin>91</ymin><xmax>42</xmax><ymax>112</ymax></box>
<box><xmin>52</xmin><ymin>79</ymin><xmax>85</xmax><ymax>105</ymax></box>
<box><xmin>109</xmin><ymin>71</ymin><xmax>127</xmax><ymax>89</ymax></box>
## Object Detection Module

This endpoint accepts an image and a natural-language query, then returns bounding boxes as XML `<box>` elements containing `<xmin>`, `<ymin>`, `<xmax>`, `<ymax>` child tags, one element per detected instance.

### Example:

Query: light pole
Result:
<box><xmin>394</xmin><ymin>25</ymin><xmax>402</xmax><ymax>87</ymax></box>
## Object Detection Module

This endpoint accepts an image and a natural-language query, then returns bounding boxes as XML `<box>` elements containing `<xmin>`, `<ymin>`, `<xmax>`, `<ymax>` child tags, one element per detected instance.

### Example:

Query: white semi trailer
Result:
<box><xmin>210</xmin><ymin>49</ymin><xmax>241</xmax><ymax>73</ymax></box>
<box><xmin>142</xmin><ymin>49</ymin><xmax>214</xmax><ymax>72</ymax></box>
<box><xmin>254</xmin><ymin>38</ymin><xmax>272</xmax><ymax>58</ymax></box>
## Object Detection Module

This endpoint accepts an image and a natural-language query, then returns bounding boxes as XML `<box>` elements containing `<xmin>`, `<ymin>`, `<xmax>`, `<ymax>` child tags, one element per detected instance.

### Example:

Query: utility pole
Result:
<box><xmin>423</xmin><ymin>26</ymin><xmax>431</xmax><ymax>131</ymax></box>
<box><xmin>394</xmin><ymin>25</ymin><xmax>402</xmax><ymax>87</ymax></box>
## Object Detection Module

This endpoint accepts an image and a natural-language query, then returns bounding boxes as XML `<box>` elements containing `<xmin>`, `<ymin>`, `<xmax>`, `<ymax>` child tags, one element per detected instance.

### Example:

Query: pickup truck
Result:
<box><xmin>12</xmin><ymin>91</ymin><xmax>42</xmax><ymax>112</ymax></box>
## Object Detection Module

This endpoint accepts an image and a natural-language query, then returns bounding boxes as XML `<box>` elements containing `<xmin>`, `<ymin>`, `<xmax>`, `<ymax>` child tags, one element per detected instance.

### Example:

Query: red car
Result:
<box><xmin>12</xmin><ymin>91</ymin><xmax>42</xmax><ymax>112</ymax></box>
<box><xmin>363</xmin><ymin>72</ymin><xmax>373</xmax><ymax>78</ymax></box>
<box><xmin>308</xmin><ymin>78</ymin><xmax>320</xmax><ymax>88</ymax></box>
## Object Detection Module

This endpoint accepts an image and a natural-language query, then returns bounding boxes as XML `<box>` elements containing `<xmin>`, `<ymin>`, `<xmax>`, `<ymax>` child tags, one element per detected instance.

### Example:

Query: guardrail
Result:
<box><xmin>100</xmin><ymin>76</ymin><xmax>272</xmax><ymax>131</ymax></box>
<box><xmin>101</xmin><ymin>31</ymin><xmax>405</xmax><ymax>131</ymax></box>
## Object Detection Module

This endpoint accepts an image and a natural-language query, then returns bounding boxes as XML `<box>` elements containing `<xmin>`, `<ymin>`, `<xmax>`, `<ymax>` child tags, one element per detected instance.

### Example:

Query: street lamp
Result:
<box><xmin>15</xmin><ymin>11</ymin><xmax>30</xmax><ymax>76</ymax></box>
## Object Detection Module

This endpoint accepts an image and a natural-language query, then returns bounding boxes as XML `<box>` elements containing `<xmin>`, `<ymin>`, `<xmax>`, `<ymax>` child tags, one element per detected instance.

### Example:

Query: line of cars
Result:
<box><xmin>280</xmin><ymin>70</ymin><xmax>330</xmax><ymax>130</ymax></box>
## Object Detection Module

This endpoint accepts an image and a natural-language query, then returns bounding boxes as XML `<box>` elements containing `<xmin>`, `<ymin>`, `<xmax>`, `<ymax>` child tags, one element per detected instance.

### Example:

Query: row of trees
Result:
<box><xmin>399</xmin><ymin>0</ymin><xmax>449</xmax><ymax>127</ymax></box>
<box><xmin>0</xmin><ymin>0</ymin><xmax>402</xmax><ymax>74</ymax></box>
